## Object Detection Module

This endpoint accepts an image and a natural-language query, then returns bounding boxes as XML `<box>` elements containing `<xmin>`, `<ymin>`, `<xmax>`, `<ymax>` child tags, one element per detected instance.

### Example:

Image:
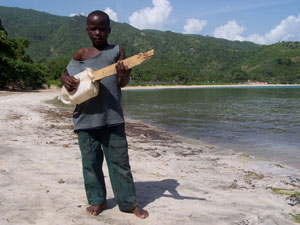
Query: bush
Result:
<box><xmin>0</xmin><ymin>21</ymin><xmax>47</xmax><ymax>89</ymax></box>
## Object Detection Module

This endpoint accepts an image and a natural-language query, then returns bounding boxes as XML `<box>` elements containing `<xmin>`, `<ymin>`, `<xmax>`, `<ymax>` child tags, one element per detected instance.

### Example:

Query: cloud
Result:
<box><xmin>104</xmin><ymin>7</ymin><xmax>118</xmax><ymax>22</ymax></box>
<box><xmin>213</xmin><ymin>20</ymin><xmax>245</xmax><ymax>41</ymax></box>
<box><xmin>213</xmin><ymin>14</ymin><xmax>300</xmax><ymax>44</ymax></box>
<box><xmin>69</xmin><ymin>13</ymin><xmax>85</xmax><ymax>17</ymax></box>
<box><xmin>183</xmin><ymin>18</ymin><xmax>207</xmax><ymax>34</ymax></box>
<box><xmin>129</xmin><ymin>0</ymin><xmax>172</xmax><ymax>30</ymax></box>
<box><xmin>248</xmin><ymin>14</ymin><xmax>300</xmax><ymax>44</ymax></box>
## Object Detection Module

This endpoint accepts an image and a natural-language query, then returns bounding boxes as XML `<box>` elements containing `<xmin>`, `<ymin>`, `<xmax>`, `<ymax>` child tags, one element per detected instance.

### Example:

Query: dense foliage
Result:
<box><xmin>1</xmin><ymin>6</ymin><xmax>300</xmax><ymax>85</ymax></box>
<box><xmin>237</xmin><ymin>42</ymin><xmax>300</xmax><ymax>84</ymax></box>
<box><xmin>0</xmin><ymin>18</ymin><xmax>47</xmax><ymax>89</ymax></box>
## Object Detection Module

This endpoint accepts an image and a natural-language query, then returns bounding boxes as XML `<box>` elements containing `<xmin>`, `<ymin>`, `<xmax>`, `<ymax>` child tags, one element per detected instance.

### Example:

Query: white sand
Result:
<box><xmin>0</xmin><ymin>88</ymin><xmax>299</xmax><ymax>225</ymax></box>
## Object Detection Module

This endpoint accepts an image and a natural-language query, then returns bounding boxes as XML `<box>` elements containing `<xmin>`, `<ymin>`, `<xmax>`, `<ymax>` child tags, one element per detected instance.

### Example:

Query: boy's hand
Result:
<box><xmin>116</xmin><ymin>60</ymin><xmax>131</xmax><ymax>88</ymax></box>
<box><xmin>61</xmin><ymin>73</ymin><xmax>79</xmax><ymax>92</ymax></box>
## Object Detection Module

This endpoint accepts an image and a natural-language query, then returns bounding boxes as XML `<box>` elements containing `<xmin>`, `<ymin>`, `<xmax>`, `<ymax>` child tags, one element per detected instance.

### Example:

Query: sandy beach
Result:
<box><xmin>0</xmin><ymin>87</ymin><xmax>299</xmax><ymax>225</ymax></box>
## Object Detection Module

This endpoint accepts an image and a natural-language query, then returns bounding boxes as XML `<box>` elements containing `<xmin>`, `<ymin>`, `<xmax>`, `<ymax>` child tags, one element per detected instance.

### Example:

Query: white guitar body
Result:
<box><xmin>59</xmin><ymin>68</ymin><xmax>99</xmax><ymax>105</ymax></box>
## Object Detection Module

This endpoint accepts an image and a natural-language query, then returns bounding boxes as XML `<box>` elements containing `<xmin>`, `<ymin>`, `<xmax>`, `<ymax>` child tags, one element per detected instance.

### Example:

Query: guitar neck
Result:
<box><xmin>92</xmin><ymin>49</ymin><xmax>154</xmax><ymax>81</ymax></box>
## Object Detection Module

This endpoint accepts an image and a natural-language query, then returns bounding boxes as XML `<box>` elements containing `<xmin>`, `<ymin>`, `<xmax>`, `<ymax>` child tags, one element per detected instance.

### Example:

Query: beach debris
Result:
<box><xmin>270</xmin><ymin>187</ymin><xmax>299</xmax><ymax>195</ymax></box>
<box><xmin>244</xmin><ymin>171</ymin><xmax>264</xmax><ymax>185</ymax></box>
<box><xmin>58</xmin><ymin>178</ymin><xmax>65</xmax><ymax>184</ymax></box>
<box><xmin>176</xmin><ymin>149</ymin><xmax>203</xmax><ymax>157</ymax></box>
<box><xmin>274</xmin><ymin>163</ymin><xmax>284</xmax><ymax>168</ymax></box>
<box><xmin>0</xmin><ymin>169</ymin><xmax>7</xmax><ymax>173</ymax></box>
<box><xmin>125</xmin><ymin>121</ymin><xmax>172</xmax><ymax>141</ymax></box>
<box><xmin>151</xmin><ymin>152</ymin><xmax>161</xmax><ymax>158</ymax></box>
<box><xmin>7</xmin><ymin>112</ymin><xmax>22</xmax><ymax>120</ymax></box>
<box><xmin>49</xmin><ymin>124</ymin><xmax>74</xmax><ymax>130</ymax></box>
<box><xmin>228</xmin><ymin>182</ymin><xmax>239</xmax><ymax>189</ymax></box>
<box><xmin>240</xmin><ymin>153</ymin><xmax>251</xmax><ymax>158</ymax></box>
<box><xmin>284</xmin><ymin>176</ymin><xmax>300</xmax><ymax>188</ymax></box>
<box><xmin>289</xmin><ymin>176</ymin><xmax>300</xmax><ymax>183</ymax></box>
<box><xmin>62</xmin><ymin>144</ymin><xmax>70</xmax><ymax>148</ymax></box>
<box><xmin>130</xmin><ymin>146</ymin><xmax>144</xmax><ymax>151</ymax></box>
<box><xmin>286</xmin><ymin>194</ymin><xmax>300</xmax><ymax>206</ymax></box>
<box><xmin>269</xmin><ymin>187</ymin><xmax>300</xmax><ymax>205</ymax></box>
<box><xmin>209</xmin><ymin>157</ymin><xmax>220</xmax><ymax>162</ymax></box>
<box><xmin>188</xmin><ymin>213</ymin><xmax>199</xmax><ymax>218</ymax></box>
<box><xmin>236</xmin><ymin>219</ymin><xmax>250</xmax><ymax>225</ymax></box>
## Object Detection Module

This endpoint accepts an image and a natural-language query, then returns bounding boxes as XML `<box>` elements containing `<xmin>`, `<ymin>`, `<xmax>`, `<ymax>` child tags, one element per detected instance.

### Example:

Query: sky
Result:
<box><xmin>1</xmin><ymin>0</ymin><xmax>300</xmax><ymax>45</ymax></box>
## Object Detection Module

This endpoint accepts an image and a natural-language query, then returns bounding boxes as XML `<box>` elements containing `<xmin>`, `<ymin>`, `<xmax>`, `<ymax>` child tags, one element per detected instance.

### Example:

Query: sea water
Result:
<box><xmin>122</xmin><ymin>86</ymin><xmax>300</xmax><ymax>169</ymax></box>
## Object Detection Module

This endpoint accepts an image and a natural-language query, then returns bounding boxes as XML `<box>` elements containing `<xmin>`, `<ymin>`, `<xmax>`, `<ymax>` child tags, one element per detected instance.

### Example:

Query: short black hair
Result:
<box><xmin>87</xmin><ymin>10</ymin><xmax>110</xmax><ymax>26</ymax></box>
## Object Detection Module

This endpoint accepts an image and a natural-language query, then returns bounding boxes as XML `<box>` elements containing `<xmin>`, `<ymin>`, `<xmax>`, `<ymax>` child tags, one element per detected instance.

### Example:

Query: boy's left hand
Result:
<box><xmin>116</xmin><ymin>60</ymin><xmax>131</xmax><ymax>87</ymax></box>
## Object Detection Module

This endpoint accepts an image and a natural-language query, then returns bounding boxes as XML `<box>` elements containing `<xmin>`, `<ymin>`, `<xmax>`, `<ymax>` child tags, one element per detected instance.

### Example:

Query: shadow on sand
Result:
<box><xmin>135</xmin><ymin>179</ymin><xmax>206</xmax><ymax>208</ymax></box>
<box><xmin>106</xmin><ymin>179</ymin><xmax>205</xmax><ymax>209</ymax></box>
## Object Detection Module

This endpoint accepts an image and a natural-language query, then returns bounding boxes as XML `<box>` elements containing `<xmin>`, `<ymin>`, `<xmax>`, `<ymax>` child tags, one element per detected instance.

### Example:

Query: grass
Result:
<box><xmin>46</xmin><ymin>79</ymin><xmax>63</xmax><ymax>88</ymax></box>
<box><xmin>269</xmin><ymin>187</ymin><xmax>300</xmax><ymax>196</ymax></box>
<box><xmin>289</xmin><ymin>213</ymin><xmax>300</xmax><ymax>223</ymax></box>
<box><xmin>271</xmin><ymin>188</ymin><xmax>300</xmax><ymax>223</ymax></box>
<box><xmin>294</xmin><ymin>214</ymin><xmax>300</xmax><ymax>223</ymax></box>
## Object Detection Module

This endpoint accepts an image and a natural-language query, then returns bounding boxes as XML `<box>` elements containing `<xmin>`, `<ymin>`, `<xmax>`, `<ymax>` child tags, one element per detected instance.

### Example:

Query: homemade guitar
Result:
<box><xmin>59</xmin><ymin>49</ymin><xmax>154</xmax><ymax>105</ymax></box>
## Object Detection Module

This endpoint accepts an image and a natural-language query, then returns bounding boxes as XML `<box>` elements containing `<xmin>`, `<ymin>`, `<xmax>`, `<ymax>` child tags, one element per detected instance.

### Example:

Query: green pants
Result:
<box><xmin>77</xmin><ymin>124</ymin><xmax>138</xmax><ymax>212</ymax></box>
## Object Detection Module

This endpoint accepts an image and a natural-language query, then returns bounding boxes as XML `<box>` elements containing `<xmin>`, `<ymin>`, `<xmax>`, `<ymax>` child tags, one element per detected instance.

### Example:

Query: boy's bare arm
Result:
<box><xmin>116</xmin><ymin>47</ymin><xmax>131</xmax><ymax>88</ymax></box>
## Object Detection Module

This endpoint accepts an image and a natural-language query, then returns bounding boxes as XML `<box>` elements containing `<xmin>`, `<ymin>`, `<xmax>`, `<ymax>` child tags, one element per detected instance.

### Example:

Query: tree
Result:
<box><xmin>231</xmin><ymin>69</ymin><xmax>248</xmax><ymax>82</ymax></box>
<box><xmin>0</xmin><ymin>20</ymin><xmax>47</xmax><ymax>89</ymax></box>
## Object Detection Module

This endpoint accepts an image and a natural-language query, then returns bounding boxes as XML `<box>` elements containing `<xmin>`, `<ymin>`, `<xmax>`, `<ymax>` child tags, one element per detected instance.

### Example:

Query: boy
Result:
<box><xmin>60</xmin><ymin>10</ymin><xmax>148</xmax><ymax>219</ymax></box>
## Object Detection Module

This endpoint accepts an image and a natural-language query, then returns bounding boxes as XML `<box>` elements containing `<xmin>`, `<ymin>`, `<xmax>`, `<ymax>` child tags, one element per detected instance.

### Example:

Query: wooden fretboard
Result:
<box><xmin>92</xmin><ymin>49</ymin><xmax>154</xmax><ymax>81</ymax></box>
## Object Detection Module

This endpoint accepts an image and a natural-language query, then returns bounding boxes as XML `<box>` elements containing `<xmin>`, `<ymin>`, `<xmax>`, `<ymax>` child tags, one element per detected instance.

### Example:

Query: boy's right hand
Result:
<box><xmin>61</xmin><ymin>73</ymin><xmax>79</xmax><ymax>92</ymax></box>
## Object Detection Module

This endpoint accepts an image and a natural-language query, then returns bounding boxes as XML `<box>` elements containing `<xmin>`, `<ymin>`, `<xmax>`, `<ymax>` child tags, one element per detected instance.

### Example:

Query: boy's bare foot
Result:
<box><xmin>86</xmin><ymin>203</ymin><xmax>108</xmax><ymax>216</ymax></box>
<box><xmin>131</xmin><ymin>207</ymin><xmax>149</xmax><ymax>219</ymax></box>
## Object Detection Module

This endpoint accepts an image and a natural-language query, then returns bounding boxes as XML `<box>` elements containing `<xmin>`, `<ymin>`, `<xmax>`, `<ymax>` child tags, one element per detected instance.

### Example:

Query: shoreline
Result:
<box><xmin>137</xmin><ymin>116</ymin><xmax>300</xmax><ymax>171</ymax></box>
<box><xmin>0</xmin><ymin>82</ymin><xmax>299</xmax><ymax>94</ymax></box>
<box><xmin>0</xmin><ymin>89</ymin><xmax>299</xmax><ymax>224</ymax></box>
<box><xmin>126</xmin><ymin>116</ymin><xmax>300</xmax><ymax>172</ymax></box>
<box><xmin>123</xmin><ymin>83</ymin><xmax>300</xmax><ymax>171</ymax></box>
<box><xmin>123</xmin><ymin>83</ymin><xmax>300</xmax><ymax>90</ymax></box>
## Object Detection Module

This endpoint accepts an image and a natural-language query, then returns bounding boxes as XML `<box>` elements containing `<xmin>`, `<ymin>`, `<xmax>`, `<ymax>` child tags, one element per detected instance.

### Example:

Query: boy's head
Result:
<box><xmin>86</xmin><ymin>10</ymin><xmax>111</xmax><ymax>47</ymax></box>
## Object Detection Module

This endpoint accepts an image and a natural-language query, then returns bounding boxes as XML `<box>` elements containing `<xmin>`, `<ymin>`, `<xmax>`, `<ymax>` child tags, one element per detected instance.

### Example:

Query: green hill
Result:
<box><xmin>1</xmin><ymin>6</ymin><xmax>299</xmax><ymax>84</ymax></box>
<box><xmin>238</xmin><ymin>42</ymin><xmax>300</xmax><ymax>83</ymax></box>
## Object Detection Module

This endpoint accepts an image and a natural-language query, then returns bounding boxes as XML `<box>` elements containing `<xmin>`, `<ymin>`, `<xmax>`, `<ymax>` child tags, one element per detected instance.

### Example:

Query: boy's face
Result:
<box><xmin>86</xmin><ymin>15</ymin><xmax>111</xmax><ymax>47</ymax></box>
